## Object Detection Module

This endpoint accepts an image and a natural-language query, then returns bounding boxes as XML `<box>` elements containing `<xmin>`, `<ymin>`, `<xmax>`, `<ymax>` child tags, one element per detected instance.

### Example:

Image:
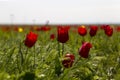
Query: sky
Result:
<box><xmin>0</xmin><ymin>0</ymin><xmax>120</xmax><ymax>24</ymax></box>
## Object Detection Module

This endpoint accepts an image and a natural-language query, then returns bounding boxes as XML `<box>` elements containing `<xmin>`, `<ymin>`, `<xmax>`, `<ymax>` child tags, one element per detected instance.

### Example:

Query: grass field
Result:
<box><xmin>0</xmin><ymin>24</ymin><xmax>120</xmax><ymax>80</ymax></box>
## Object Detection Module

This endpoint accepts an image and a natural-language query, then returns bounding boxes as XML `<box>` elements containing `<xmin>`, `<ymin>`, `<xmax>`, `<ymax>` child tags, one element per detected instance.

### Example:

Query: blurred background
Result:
<box><xmin>0</xmin><ymin>0</ymin><xmax>120</xmax><ymax>25</ymax></box>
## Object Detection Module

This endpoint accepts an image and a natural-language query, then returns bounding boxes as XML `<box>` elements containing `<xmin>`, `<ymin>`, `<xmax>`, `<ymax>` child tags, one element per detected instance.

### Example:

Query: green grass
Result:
<box><xmin>0</xmin><ymin>26</ymin><xmax>120</xmax><ymax>80</ymax></box>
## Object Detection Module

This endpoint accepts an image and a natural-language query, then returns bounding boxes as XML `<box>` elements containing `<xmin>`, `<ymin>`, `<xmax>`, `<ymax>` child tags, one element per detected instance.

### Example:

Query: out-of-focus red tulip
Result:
<box><xmin>79</xmin><ymin>42</ymin><xmax>92</xmax><ymax>58</ymax></box>
<box><xmin>64</xmin><ymin>25</ymin><xmax>71</xmax><ymax>30</ymax></box>
<box><xmin>1</xmin><ymin>26</ymin><xmax>10</xmax><ymax>32</ymax></box>
<box><xmin>36</xmin><ymin>27</ymin><xmax>41</xmax><ymax>31</ymax></box>
<box><xmin>116</xmin><ymin>26</ymin><xmax>120</xmax><ymax>32</ymax></box>
<box><xmin>104</xmin><ymin>25</ymin><xmax>113</xmax><ymax>37</ymax></box>
<box><xmin>41</xmin><ymin>26</ymin><xmax>51</xmax><ymax>31</ymax></box>
<box><xmin>24</xmin><ymin>32</ymin><xmax>38</xmax><ymax>48</ymax></box>
<box><xmin>57</xmin><ymin>26</ymin><xmax>69</xmax><ymax>43</ymax></box>
<box><xmin>14</xmin><ymin>27</ymin><xmax>18</xmax><ymax>31</ymax></box>
<box><xmin>89</xmin><ymin>25</ymin><xmax>98</xmax><ymax>37</ymax></box>
<box><xmin>100</xmin><ymin>25</ymin><xmax>106</xmax><ymax>30</ymax></box>
<box><xmin>30</xmin><ymin>26</ymin><xmax>36</xmax><ymax>31</ymax></box>
<box><xmin>50</xmin><ymin>34</ymin><xmax>55</xmax><ymax>40</ymax></box>
<box><xmin>78</xmin><ymin>25</ymin><xmax>87</xmax><ymax>36</ymax></box>
<box><xmin>62</xmin><ymin>53</ymin><xmax>75</xmax><ymax>68</ymax></box>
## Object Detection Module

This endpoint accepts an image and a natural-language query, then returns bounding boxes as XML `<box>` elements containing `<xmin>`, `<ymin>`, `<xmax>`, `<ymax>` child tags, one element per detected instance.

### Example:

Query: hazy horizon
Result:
<box><xmin>0</xmin><ymin>0</ymin><xmax>120</xmax><ymax>24</ymax></box>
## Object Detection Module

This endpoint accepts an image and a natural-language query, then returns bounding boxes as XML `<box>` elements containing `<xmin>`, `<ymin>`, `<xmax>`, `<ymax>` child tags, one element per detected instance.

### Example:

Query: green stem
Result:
<box><xmin>82</xmin><ymin>36</ymin><xmax>85</xmax><ymax>43</ymax></box>
<box><xmin>18</xmin><ymin>41</ymin><xmax>24</xmax><ymax>73</ymax></box>
<box><xmin>25</xmin><ymin>47</ymin><xmax>28</xmax><ymax>60</ymax></box>
<box><xmin>25</xmin><ymin>47</ymin><xmax>28</xmax><ymax>70</ymax></box>
<box><xmin>19</xmin><ymin>42</ymin><xmax>24</xmax><ymax>66</ymax></box>
<box><xmin>58</xmin><ymin>41</ymin><xmax>60</xmax><ymax>57</ymax></box>
<box><xmin>33</xmin><ymin>45</ymin><xmax>35</xmax><ymax>69</ymax></box>
<box><xmin>62</xmin><ymin>43</ymin><xmax>64</xmax><ymax>56</ymax></box>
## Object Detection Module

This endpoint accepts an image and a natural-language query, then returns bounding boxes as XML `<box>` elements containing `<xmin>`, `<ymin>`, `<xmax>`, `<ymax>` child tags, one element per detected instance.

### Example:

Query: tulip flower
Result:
<box><xmin>79</xmin><ymin>42</ymin><xmax>92</xmax><ymax>58</ymax></box>
<box><xmin>24</xmin><ymin>32</ymin><xmax>38</xmax><ymax>48</ymax></box>
<box><xmin>100</xmin><ymin>25</ymin><xmax>106</xmax><ymax>30</ymax></box>
<box><xmin>78</xmin><ymin>25</ymin><xmax>87</xmax><ymax>36</ymax></box>
<box><xmin>89</xmin><ymin>25</ymin><xmax>98</xmax><ymax>37</ymax></box>
<box><xmin>104</xmin><ymin>25</ymin><xmax>113</xmax><ymax>37</ymax></box>
<box><xmin>57</xmin><ymin>26</ymin><xmax>69</xmax><ymax>43</ymax></box>
<box><xmin>116</xmin><ymin>26</ymin><xmax>120</xmax><ymax>32</ymax></box>
<box><xmin>35</xmin><ymin>27</ymin><xmax>41</xmax><ymax>31</ymax></box>
<box><xmin>41</xmin><ymin>26</ymin><xmax>51</xmax><ymax>31</ymax></box>
<box><xmin>50</xmin><ymin>34</ymin><xmax>55</xmax><ymax>40</ymax></box>
<box><xmin>62</xmin><ymin>53</ymin><xmax>75</xmax><ymax>68</ymax></box>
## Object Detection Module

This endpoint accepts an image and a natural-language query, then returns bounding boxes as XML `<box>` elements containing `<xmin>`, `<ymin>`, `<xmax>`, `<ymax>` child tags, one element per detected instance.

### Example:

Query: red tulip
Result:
<box><xmin>104</xmin><ymin>25</ymin><xmax>113</xmax><ymax>37</ymax></box>
<box><xmin>36</xmin><ymin>27</ymin><xmax>41</xmax><ymax>31</ymax></box>
<box><xmin>41</xmin><ymin>26</ymin><xmax>51</xmax><ymax>31</ymax></box>
<box><xmin>79</xmin><ymin>42</ymin><xmax>92</xmax><ymax>58</ymax></box>
<box><xmin>89</xmin><ymin>25</ymin><xmax>98</xmax><ymax>37</ymax></box>
<box><xmin>62</xmin><ymin>53</ymin><xmax>75</xmax><ymax>68</ymax></box>
<box><xmin>24</xmin><ymin>32</ymin><xmax>38</xmax><ymax>48</ymax></box>
<box><xmin>57</xmin><ymin>26</ymin><xmax>69</xmax><ymax>43</ymax></box>
<box><xmin>100</xmin><ymin>25</ymin><xmax>106</xmax><ymax>30</ymax></box>
<box><xmin>64</xmin><ymin>25</ymin><xmax>71</xmax><ymax>30</ymax></box>
<box><xmin>78</xmin><ymin>26</ymin><xmax>87</xmax><ymax>36</ymax></box>
<box><xmin>50</xmin><ymin>34</ymin><xmax>55</xmax><ymax>40</ymax></box>
<box><xmin>116</xmin><ymin>27</ymin><xmax>120</xmax><ymax>32</ymax></box>
<box><xmin>1</xmin><ymin>26</ymin><xmax>10</xmax><ymax>32</ymax></box>
<box><xmin>30</xmin><ymin>26</ymin><xmax>36</xmax><ymax>31</ymax></box>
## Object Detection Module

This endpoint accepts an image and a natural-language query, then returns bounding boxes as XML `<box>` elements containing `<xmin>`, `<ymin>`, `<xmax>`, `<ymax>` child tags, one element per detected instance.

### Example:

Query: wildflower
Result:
<box><xmin>78</xmin><ymin>25</ymin><xmax>87</xmax><ymax>36</ymax></box>
<box><xmin>104</xmin><ymin>25</ymin><xmax>113</xmax><ymax>37</ymax></box>
<box><xmin>79</xmin><ymin>42</ymin><xmax>92</xmax><ymax>58</ymax></box>
<box><xmin>24</xmin><ymin>32</ymin><xmax>38</xmax><ymax>48</ymax></box>
<box><xmin>57</xmin><ymin>26</ymin><xmax>69</xmax><ymax>43</ymax></box>
<box><xmin>50</xmin><ymin>34</ymin><xmax>55</xmax><ymax>40</ymax></box>
<box><xmin>62</xmin><ymin>53</ymin><xmax>75</xmax><ymax>68</ymax></box>
<box><xmin>89</xmin><ymin>25</ymin><xmax>98</xmax><ymax>37</ymax></box>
